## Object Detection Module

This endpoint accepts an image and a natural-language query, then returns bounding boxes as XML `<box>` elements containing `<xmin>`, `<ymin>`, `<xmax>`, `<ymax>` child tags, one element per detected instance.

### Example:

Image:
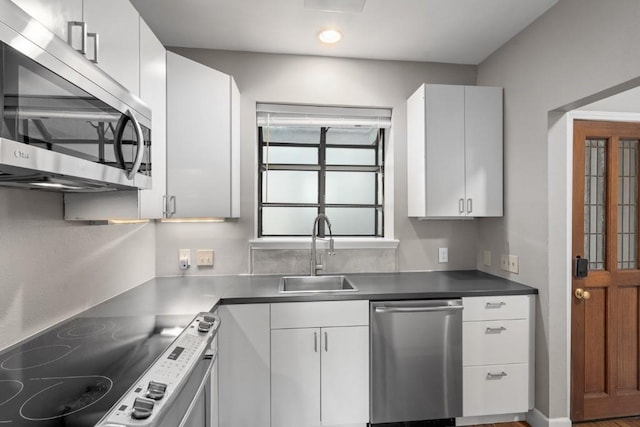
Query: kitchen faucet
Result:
<box><xmin>311</xmin><ymin>213</ymin><xmax>335</xmax><ymax>276</ymax></box>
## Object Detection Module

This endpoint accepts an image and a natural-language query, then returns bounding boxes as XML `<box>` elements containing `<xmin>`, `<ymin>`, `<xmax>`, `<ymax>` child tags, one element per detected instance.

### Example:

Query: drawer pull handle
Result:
<box><xmin>486</xmin><ymin>326</ymin><xmax>507</xmax><ymax>333</ymax></box>
<box><xmin>486</xmin><ymin>301</ymin><xmax>506</xmax><ymax>309</ymax></box>
<box><xmin>487</xmin><ymin>371</ymin><xmax>508</xmax><ymax>379</ymax></box>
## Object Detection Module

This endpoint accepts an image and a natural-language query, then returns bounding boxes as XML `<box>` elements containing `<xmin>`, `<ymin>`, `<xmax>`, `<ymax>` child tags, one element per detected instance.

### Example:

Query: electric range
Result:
<box><xmin>0</xmin><ymin>313</ymin><xmax>194</xmax><ymax>426</ymax></box>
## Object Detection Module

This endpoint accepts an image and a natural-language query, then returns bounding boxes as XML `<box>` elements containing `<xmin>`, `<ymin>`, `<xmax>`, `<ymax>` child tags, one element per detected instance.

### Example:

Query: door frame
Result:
<box><xmin>547</xmin><ymin>110</ymin><xmax>640</xmax><ymax>425</ymax></box>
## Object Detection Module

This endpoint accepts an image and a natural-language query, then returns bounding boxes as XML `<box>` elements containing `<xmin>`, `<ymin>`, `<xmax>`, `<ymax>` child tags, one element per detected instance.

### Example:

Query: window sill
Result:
<box><xmin>249</xmin><ymin>237</ymin><xmax>399</xmax><ymax>250</ymax></box>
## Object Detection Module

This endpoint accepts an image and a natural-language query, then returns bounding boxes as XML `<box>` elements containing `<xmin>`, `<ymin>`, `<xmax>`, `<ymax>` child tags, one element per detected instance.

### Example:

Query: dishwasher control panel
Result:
<box><xmin>96</xmin><ymin>312</ymin><xmax>219</xmax><ymax>427</ymax></box>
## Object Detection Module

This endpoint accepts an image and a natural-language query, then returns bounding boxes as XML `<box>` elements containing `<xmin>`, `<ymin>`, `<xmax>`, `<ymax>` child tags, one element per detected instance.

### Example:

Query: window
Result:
<box><xmin>257</xmin><ymin>104</ymin><xmax>389</xmax><ymax>237</ymax></box>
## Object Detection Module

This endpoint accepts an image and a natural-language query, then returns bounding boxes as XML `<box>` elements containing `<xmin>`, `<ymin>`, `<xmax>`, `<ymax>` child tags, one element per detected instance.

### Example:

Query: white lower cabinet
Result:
<box><xmin>320</xmin><ymin>326</ymin><xmax>369</xmax><ymax>425</ymax></box>
<box><xmin>218</xmin><ymin>304</ymin><xmax>271</xmax><ymax>427</ymax></box>
<box><xmin>463</xmin><ymin>363</ymin><xmax>529</xmax><ymax>417</ymax></box>
<box><xmin>271</xmin><ymin>301</ymin><xmax>369</xmax><ymax>427</ymax></box>
<box><xmin>461</xmin><ymin>295</ymin><xmax>534</xmax><ymax>419</ymax></box>
<box><xmin>271</xmin><ymin>328</ymin><xmax>321</xmax><ymax>427</ymax></box>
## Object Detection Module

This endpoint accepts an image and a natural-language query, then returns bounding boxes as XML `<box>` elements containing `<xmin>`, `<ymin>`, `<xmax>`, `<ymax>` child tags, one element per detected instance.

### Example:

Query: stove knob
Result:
<box><xmin>203</xmin><ymin>315</ymin><xmax>216</xmax><ymax>323</ymax></box>
<box><xmin>145</xmin><ymin>381</ymin><xmax>167</xmax><ymax>400</ymax></box>
<box><xmin>131</xmin><ymin>397</ymin><xmax>155</xmax><ymax>420</ymax></box>
<box><xmin>198</xmin><ymin>321</ymin><xmax>212</xmax><ymax>333</ymax></box>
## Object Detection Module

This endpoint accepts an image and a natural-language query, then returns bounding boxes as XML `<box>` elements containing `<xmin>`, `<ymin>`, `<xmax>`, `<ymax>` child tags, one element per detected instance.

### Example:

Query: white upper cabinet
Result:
<box><xmin>64</xmin><ymin>17</ymin><xmax>166</xmax><ymax>220</ymax></box>
<box><xmin>11</xmin><ymin>0</ymin><xmax>140</xmax><ymax>95</ymax></box>
<box><xmin>166</xmin><ymin>51</ymin><xmax>240</xmax><ymax>219</ymax></box>
<box><xmin>407</xmin><ymin>84</ymin><xmax>503</xmax><ymax>218</ymax></box>
<box><xmin>138</xmin><ymin>18</ymin><xmax>166</xmax><ymax>219</ymax></box>
<box><xmin>83</xmin><ymin>0</ymin><xmax>140</xmax><ymax>95</ymax></box>
<box><xmin>9</xmin><ymin>0</ymin><xmax>82</xmax><ymax>42</ymax></box>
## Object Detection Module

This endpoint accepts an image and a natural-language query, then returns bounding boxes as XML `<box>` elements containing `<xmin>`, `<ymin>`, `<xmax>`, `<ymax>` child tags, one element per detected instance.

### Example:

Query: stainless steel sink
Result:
<box><xmin>279</xmin><ymin>275</ymin><xmax>358</xmax><ymax>293</ymax></box>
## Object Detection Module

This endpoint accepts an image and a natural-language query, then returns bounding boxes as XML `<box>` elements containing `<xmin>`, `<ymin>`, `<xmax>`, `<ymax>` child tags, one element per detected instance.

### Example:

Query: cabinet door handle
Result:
<box><xmin>67</xmin><ymin>21</ymin><xmax>87</xmax><ymax>54</ymax></box>
<box><xmin>87</xmin><ymin>32</ymin><xmax>99</xmax><ymax>63</ymax></box>
<box><xmin>314</xmin><ymin>332</ymin><xmax>318</xmax><ymax>352</ymax></box>
<box><xmin>169</xmin><ymin>196</ymin><xmax>177</xmax><ymax>216</ymax></box>
<box><xmin>487</xmin><ymin>371</ymin><xmax>508</xmax><ymax>379</ymax></box>
<box><xmin>485</xmin><ymin>326</ymin><xmax>507</xmax><ymax>333</ymax></box>
<box><xmin>324</xmin><ymin>331</ymin><xmax>328</xmax><ymax>352</ymax></box>
<box><xmin>486</xmin><ymin>301</ymin><xmax>506</xmax><ymax>309</ymax></box>
<box><xmin>458</xmin><ymin>198</ymin><xmax>465</xmax><ymax>214</ymax></box>
<box><xmin>162</xmin><ymin>195</ymin><xmax>168</xmax><ymax>217</ymax></box>
<box><xmin>467</xmin><ymin>198</ymin><xmax>473</xmax><ymax>214</ymax></box>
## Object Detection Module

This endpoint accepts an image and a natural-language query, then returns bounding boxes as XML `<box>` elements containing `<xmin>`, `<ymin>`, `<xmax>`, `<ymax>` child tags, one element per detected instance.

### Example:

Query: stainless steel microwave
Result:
<box><xmin>0</xmin><ymin>0</ymin><xmax>152</xmax><ymax>192</ymax></box>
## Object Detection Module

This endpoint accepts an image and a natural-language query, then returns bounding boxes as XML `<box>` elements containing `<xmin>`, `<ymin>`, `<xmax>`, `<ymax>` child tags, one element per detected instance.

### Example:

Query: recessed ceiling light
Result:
<box><xmin>318</xmin><ymin>28</ymin><xmax>342</xmax><ymax>44</ymax></box>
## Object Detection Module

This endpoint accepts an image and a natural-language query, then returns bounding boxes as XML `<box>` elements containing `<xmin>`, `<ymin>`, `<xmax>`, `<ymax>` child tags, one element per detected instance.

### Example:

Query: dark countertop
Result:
<box><xmin>219</xmin><ymin>270</ymin><xmax>537</xmax><ymax>304</ymax></box>
<box><xmin>0</xmin><ymin>270</ymin><xmax>535</xmax><ymax>423</ymax></box>
<box><xmin>89</xmin><ymin>270</ymin><xmax>537</xmax><ymax>316</ymax></box>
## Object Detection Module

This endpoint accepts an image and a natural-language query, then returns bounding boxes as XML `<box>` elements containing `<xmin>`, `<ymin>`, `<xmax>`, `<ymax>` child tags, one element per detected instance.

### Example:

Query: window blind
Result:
<box><xmin>256</xmin><ymin>103</ymin><xmax>392</xmax><ymax>128</ymax></box>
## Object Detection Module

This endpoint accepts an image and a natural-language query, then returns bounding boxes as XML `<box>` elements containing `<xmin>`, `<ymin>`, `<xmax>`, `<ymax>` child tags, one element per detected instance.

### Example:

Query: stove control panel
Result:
<box><xmin>96</xmin><ymin>312</ymin><xmax>220</xmax><ymax>426</ymax></box>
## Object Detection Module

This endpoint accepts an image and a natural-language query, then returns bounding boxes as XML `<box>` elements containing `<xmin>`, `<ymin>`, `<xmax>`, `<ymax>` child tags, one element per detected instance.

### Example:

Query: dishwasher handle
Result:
<box><xmin>374</xmin><ymin>305</ymin><xmax>463</xmax><ymax>314</ymax></box>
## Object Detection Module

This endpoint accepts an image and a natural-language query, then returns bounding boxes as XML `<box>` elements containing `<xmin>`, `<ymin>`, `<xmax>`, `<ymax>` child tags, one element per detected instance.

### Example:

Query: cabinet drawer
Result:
<box><xmin>463</xmin><ymin>363</ymin><xmax>529</xmax><ymax>417</ymax></box>
<box><xmin>271</xmin><ymin>300</ymin><xmax>369</xmax><ymax>329</ymax></box>
<box><xmin>462</xmin><ymin>295</ymin><xmax>530</xmax><ymax>321</ymax></box>
<box><xmin>463</xmin><ymin>319</ymin><xmax>529</xmax><ymax>366</ymax></box>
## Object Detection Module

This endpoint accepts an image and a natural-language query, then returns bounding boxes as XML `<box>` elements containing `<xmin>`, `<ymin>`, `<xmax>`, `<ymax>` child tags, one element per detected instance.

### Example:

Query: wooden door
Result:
<box><xmin>572</xmin><ymin>120</ymin><xmax>640</xmax><ymax>421</ymax></box>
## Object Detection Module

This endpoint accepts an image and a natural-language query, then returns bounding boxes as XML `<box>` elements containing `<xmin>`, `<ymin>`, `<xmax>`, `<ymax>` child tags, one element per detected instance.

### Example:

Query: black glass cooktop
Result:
<box><xmin>0</xmin><ymin>314</ymin><xmax>193</xmax><ymax>426</ymax></box>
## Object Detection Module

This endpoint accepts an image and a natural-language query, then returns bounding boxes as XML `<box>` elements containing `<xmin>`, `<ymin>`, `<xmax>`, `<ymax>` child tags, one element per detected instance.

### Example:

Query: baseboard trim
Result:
<box><xmin>456</xmin><ymin>413</ymin><xmax>527</xmax><ymax>426</ymax></box>
<box><xmin>527</xmin><ymin>408</ymin><xmax>572</xmax><ymax>427</ymax></box>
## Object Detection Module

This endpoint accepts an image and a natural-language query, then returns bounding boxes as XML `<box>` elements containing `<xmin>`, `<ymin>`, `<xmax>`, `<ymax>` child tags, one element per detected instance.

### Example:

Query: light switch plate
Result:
<box><xmin>196</xmin><ymin>249</ymin><xmax>214</xmax><ymax>267</ymax></box>
<box><xmin>508</xmin><ymin>255</ymin><xmax>519</xmax><ymax>274</ymax></box>
<box><xmin>500</xmin><ymin>254</ymin><xmax>509</xmax><ymax>271</ymax></box>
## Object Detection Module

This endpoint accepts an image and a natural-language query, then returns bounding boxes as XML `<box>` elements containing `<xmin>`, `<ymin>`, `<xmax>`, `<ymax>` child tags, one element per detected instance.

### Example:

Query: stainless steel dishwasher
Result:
<box><xmin>370</xmin><ymin>299</ymin><xmax>463</xmax><ymax>425</ymax></box>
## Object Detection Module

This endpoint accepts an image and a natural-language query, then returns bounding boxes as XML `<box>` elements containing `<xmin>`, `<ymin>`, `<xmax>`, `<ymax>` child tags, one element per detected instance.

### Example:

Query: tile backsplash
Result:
<box><xmin>250</xmin><ymin>248</ymin><xmax>398</xmax><ymax>275</ymax></box>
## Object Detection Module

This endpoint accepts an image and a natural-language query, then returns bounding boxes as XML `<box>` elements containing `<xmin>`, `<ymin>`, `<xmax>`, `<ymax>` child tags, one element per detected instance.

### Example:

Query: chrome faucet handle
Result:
<box><xmin>328</xmin><ymin>238</ymin><xmax>335</xmax><ymax>255</ymax></box>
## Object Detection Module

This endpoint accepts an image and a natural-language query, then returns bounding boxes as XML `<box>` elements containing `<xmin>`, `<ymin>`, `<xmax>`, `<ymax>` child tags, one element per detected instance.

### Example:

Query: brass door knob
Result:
<box><xmin>575</xmin><ymin>288</ymin><xmax>591</xmax><ymax>300</ymax></box>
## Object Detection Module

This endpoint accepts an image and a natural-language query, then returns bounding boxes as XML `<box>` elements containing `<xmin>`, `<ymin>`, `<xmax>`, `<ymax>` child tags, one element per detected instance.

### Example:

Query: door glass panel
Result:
<box><xmin>618</xmin><ymin>140</ymin><xmax>638</xmax><ymax>269</ymax></box>
<box><xmin>584</xmin><ymin>139</ymin><xmax>607</xmax><ymax>271</ymax></box>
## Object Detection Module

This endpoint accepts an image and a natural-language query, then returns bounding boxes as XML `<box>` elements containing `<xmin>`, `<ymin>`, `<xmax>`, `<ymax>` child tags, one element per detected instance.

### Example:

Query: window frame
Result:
<box><xmin>257</xmin><ymin>126</ymin><xmax>385</xmax><ymax>238</ymax></box>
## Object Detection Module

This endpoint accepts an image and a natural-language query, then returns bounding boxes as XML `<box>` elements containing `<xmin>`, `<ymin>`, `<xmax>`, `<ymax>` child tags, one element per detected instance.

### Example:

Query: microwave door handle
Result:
<box><xmin>114</xmin><ymin>110</ymin><xmax>146</xmax><ymax>180</ymax></box>
<box><xmin>114</xmin><ymin>114</ymin><xmax>127</xmax><ymax>170</ymax></box>
<box><xmin>127</xmin><ymin>110</ymin><xmax>145</xmax><ymax>179</ymax></box>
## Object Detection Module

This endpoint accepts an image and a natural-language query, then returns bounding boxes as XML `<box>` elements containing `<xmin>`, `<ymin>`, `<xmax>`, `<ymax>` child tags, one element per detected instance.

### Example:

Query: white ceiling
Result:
<box><xmin>131</xmin><ymin>0</ymin><xmax>558</xmax><ymax>65</ymax></box>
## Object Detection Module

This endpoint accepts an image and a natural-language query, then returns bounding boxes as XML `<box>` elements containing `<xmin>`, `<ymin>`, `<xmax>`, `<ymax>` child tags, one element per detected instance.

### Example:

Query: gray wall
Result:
<box><xmin>476</xmin><ymin>0</ymin><xmax>640</xmax><ymax>420</ymax></box>
<box><xmin>156</xmin><ymin>49</ymin><xmax>479</xmax><ymax>277</ymax></box>
<box><xmin>0</xmin><ymin>187</ymin><xmax>156</xmax><ymax>350</ymax></box>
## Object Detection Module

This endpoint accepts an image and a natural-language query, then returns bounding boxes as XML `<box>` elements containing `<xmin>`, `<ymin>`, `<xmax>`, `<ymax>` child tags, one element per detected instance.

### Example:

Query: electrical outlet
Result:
<box><xmin>500</xmin><ymin>254</ymin><xmax>509</xmax><ymax>271</ymax></box>
<box><xmin>196</xmin><ymin>249</ymin><xmax>214</xmax><ymax>267</ymax></box>
<box><xmin>438</xmin><ymin>247</ymin><xmax>448</xmax><ymax>263</ymax></box>
<box><xmin>179</xmin><ymin>249</ymin><xmax>191</xmax><ymax>270</ymax></box>
<box><xmin>508</xmin><ymin>255</ymin><xmax>519</xmax><ymax>274</ymax></box>
<box><xmin>483</xmin><ymin>250</ymin><xmax>491</xmax><ymax>267</ymax></box>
